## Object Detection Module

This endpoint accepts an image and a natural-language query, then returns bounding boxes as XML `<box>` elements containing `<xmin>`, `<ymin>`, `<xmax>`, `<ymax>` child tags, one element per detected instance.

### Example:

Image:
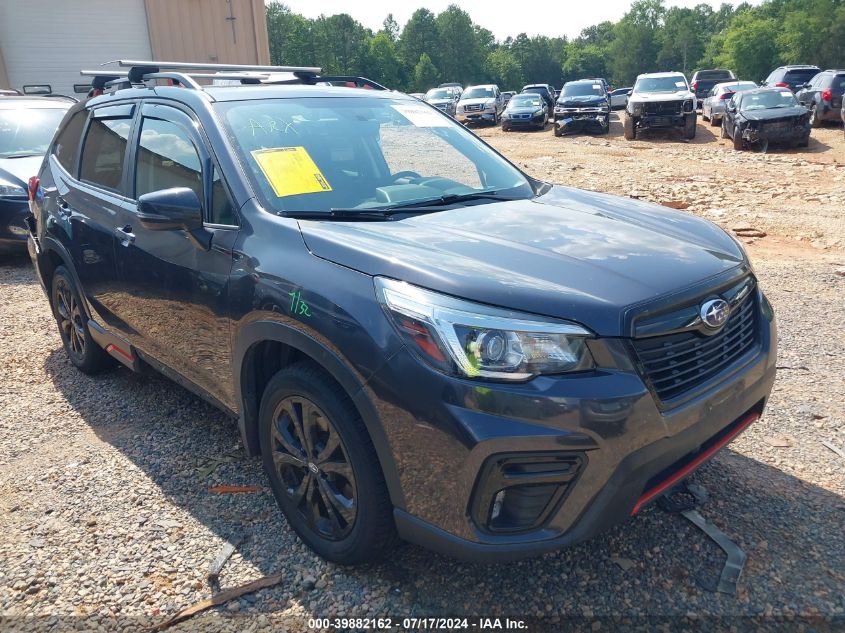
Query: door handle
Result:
<box><xmin>115</xmin><ymin>225</ymin><xmax>135</xmax><ymax>245</ymax></box>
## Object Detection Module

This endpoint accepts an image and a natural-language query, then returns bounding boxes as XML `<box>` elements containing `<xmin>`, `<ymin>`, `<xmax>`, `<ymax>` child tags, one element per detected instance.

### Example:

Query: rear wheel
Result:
<box><xmin>51</xmin><ymin>266</ymin><xmax>113</xmax><ymax>375</ymax></box>
<box><xmin>710</xmin><ymin>114</ymin><xmax>720</xmax><ymax>127</ymax></box>
<box><xmin>702</xmin><ymin>106</ymin><xmax>710</xmax><ymax>122</ymax></box>
<box><xmin>720</xmin><ymin>118</ymin><xmax>729</xmax><ymax>139</ymax></box>
<box><xmin>259</xmin><ymin>362</ymin><xmax>396</xmax><ymax>564</ymax></box>
<box><xmin>623</xmin><ymin>112</ymin><xmax>636</xmax><ymax>140</ymax></box>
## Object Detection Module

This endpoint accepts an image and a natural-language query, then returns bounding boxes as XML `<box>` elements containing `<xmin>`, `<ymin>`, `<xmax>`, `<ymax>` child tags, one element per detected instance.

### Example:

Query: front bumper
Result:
<box><xmin>741</xmin><ymin>122</ymin><xmax>810</xmax><ymax>144</ymax></box>
<box><xmin>367</xmin><ymin>288</ymin><xmax>777</xmax><ymax>561</ymax></box>
<box><xmin>554</xmin><ymin>110</ymin><xmax>610</xmax><ymax>133</ymax></box>
<box><xmin>637</xmin><ymin>113</ymin><xmax>687</xmax><ymax>128</ymax></box>
<box><xmin>0</xmin><ymin>198</ymin><xmax>30</xmax><ymax>254</ymax></box>
<box><xmin>458</xmin><ymin>110</ymin><xmax>496</xmax><ymax>124</ymax></box>
<box><xmin>502</xmin><ymin>113</ymin><xmax>545</xmax><ymax>128</ymax></box>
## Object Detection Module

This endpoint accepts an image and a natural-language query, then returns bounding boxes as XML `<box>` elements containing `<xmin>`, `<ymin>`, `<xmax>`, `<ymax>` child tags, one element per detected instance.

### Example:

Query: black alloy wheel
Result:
<box><xmin>55</xmin><ymin>276</ymin><xmax>85</xmax><ymax>360</ymax></box>
<box><xmin>269</xmin><ymin>395</ymin><xmax>357</xmax><ymax>540</ymax></box>
<box><xmin>259</xmin><ymin>362</ymin><xmax>396</xmax><ymax>564</ymax></box>
<box><xmin>50</xmin><ymin>266</ymin><xmax>113</xmax><ymax>374</ymax></box>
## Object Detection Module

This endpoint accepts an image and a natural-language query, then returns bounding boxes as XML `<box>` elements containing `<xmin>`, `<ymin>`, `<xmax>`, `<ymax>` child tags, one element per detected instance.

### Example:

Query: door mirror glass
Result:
<box><xmin>137</xmin><ymin>187</ymin><xmax>203</xmax><ymax>232</ymax></box>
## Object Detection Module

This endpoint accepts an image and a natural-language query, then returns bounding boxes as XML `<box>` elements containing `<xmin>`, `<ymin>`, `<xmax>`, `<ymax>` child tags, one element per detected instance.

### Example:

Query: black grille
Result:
<box><xmin>643</xmin><ymin>101</ymin><xmax>683</xmax><ymax>116</ymax></box>
<box><xmin>633</xmin><ymin>293</ymin><xmax>758</xmax><ymax>403</ymax></box>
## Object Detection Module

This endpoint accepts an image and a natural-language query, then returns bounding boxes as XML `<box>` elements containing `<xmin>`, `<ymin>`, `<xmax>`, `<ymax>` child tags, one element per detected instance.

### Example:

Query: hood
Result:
<box><xmin>427</xmin><ymin>99</ymin><xmax>454</xmax><ymax>106</ymax></box>
<box><xmin>298</xmin><ymin>187</ymin><xmax>745</xmax><ymax>336</ymax></box>
<box><xmin>0</xmin><ymin>155</ymin><xmax>43</xmax><ymax>188</ymax></box>
<box><xmin>507</xmin><ymin>104</ymin><xmax>544</xmax><ymax>113</ymax></box>
<box><xmin>459</xmin><ymin>97</ymin><xmax>494</xmax><ymax>107</ymax></box>
<box><xmin>557</xmin><ymin>94</ymin><xmax>607</xmax><ymax>107</ymax></box>
<box><xmin>632</xmin><ymin>90</ymin><xmax>692</xmax><ymax>102</ymax></box>
<box><xmin>741</xmin><ymin>106</ymin><xmax>807</xmax><ymax>121</ymax></box>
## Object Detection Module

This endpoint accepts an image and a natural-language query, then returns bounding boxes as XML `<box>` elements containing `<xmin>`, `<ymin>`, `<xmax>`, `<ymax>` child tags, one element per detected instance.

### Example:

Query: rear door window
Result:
<box><xmin>79</xmin><ymin>105</ymin><xmax>134</xmax><ymax>192</ymax></box>
<box><xmin>53</xmin><ymin>110</ymin><xmax>88</xmax><ymax>174</ymax></box>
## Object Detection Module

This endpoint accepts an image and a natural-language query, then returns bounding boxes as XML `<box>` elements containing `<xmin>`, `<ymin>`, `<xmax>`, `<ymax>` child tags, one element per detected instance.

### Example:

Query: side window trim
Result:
<box><xmin>77</xmin><ymin>101</ymin><xmax>139</xmax><ymax>197</ymax></box>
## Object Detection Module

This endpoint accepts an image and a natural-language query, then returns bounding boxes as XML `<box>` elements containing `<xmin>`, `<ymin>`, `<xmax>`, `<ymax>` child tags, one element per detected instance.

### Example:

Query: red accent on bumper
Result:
<box><xmin>106</xmin><ymin>344</ymin><xmax>135</xmax><ymax>363</ymax></box>
<box><xmin>631</xmin><ymin>411</ymin><xmax>760</xmax><ymax>515</ymax></box>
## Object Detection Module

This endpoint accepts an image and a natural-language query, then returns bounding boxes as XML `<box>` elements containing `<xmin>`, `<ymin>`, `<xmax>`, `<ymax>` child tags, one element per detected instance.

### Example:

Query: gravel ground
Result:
<box><xmin>1</xmin><ymin>116</ymin><xmax>843</xmax><ymax>632</ymax></box>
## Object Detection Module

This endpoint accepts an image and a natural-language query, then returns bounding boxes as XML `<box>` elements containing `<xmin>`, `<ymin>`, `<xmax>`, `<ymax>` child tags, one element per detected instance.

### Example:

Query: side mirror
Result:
<box><xmin>137</xmin><ymin>187</ymin><xmax>203</xmax><ymax>231</ymax></box>
<box><xmin>802</xmin><ymin>83</ymin><xmax>811</xmax><ymax>89</ymax></box>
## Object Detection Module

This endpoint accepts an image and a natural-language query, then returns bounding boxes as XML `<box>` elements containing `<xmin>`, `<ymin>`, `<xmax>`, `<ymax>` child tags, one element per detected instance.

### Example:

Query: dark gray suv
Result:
<box><xmin>27</xmin><ymin>61</ymin><xmax>777</xmax><ymax>564</ymax></box>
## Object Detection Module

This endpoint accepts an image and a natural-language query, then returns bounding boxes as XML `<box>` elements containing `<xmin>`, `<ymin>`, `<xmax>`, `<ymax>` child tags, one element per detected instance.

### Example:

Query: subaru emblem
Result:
<box><xmin>700</xmin><ymin>298</ymin><xmax>730</xmax><ymax>329</ymax></box>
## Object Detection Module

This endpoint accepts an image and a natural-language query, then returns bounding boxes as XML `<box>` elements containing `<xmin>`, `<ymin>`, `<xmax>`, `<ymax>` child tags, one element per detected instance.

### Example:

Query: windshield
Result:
<box><xmin>461</xmin><ymin>87</ymin><xmax>494</xmax><ymax>100</ymax></box>
<box><xmin>561</xmin><ymin>83</ymin><xmax>605</xmax><ymax>98</ymax></box>
<box><xmin>697</xmin><ymin>70</ymin><xmax>733</xmax><ymax>80</ymax></box>
<box><xmin>218</xmin><ymin>96</ymin><xmax>533</xmax><ymax>215</ymax></box>
<box><xmin>635</xmin><ymin>76</ymin><xmax>688</xmax><ymax>93</ymax></box>
<box><xmin>508</xmin><ymin>95</ymin><xmax>542</xmax><ymax>108</ymax></box>
<box><xmin>425</xmin><ymin>89</ymin><xmax>452</xmax><ymax>100</ymax></box>
<box><xmin>0</xmin><ymin>107</ymin><xmax>68</xmax><ymax>158</ymax></box>
<box><xmin>740</xmin><ymin>91</ymin><xmax>798</xmax><ymax>111</ymax></box>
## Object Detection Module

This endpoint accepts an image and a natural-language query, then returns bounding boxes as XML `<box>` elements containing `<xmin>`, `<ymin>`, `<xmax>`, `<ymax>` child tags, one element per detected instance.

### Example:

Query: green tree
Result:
<box><xmin>413</xmin><ymin>53</ymin><xmax>440</xmax><ymax>92</ymax></box>
<box><xmin>608</xmin><ymin>0</ymin><xmax>666</xmax><ymax>84</ymax></box>
<box><xmin>435</xmin><ymin>5</ymin><xmax>485</xmax><ymax>84</ymax></box>
<box><xmin>718</xmin><ymin>12</ymin><xmax>780</xmax><ymax>81</ymax></box>
<box><xmin>266</xmin><ymin>2</ymin><xmax>316</xmax><ymax>66</ymax></box>
<box><xmin>485</xmin><ymin>48</ymin><xmax>524</xmax><ymax>90</ymax></box>
<box><xmin>398</xmin><ymin>9</ymin><xmax>441</xmax><ymax>73</ymax></box>
<box><xmin>381</xmin><ymin>14</ymin><xmax>400</xmax><ymax>41</ymax></box>
<box><xmin>364</xmin><ymin>32</ymin><xmax>401</xmax><ymax>88</ymax></box>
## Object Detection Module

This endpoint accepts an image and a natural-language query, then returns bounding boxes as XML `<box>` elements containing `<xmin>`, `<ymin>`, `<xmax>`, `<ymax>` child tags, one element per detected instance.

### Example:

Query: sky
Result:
<box><xmin>273</xmin><ymin>0</ymin><xmax>762</xmax><ymax>40</ymax></box>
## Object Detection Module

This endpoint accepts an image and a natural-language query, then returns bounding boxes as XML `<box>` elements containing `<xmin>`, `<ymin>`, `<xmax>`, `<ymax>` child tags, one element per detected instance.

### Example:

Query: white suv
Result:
<box><xmin>624</xmin><ymin>72</ymin><xmax>697</xmax><ymax>141</ymax></box>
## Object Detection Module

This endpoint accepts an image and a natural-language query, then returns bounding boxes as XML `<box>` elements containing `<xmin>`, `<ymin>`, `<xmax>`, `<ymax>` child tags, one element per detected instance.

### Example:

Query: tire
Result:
<box><xmin>684</xmin><ymin>112</ymin><xmax>697</xmax><ymax>139</ymax></box>
<box><xmin>810</xmin><ymin>104</ymin><xmax>821</xmax><ymax>128</ymax></box>
<box><xmin>710</xmin><ymin>113</ymin><xmax>720</xmax><ymax>127</ymax></box>
<box><xmin>623</xmin><ymin>112</ymin><xmax>636</xmax><ymax>140</ymax></box>
<box><xmin>720</xmin><ymin>118</ymin><xmax>729</xmax><ymax>139</ymax></box>
<box><xmin>259</xmin><ymin>361</ymin><xmax>396</xmax><ymax>565</ymax></box>
<box><xmin>799</xmin><ymin>135</ymin><xmax>810</xmax><ymax>148</ymax></box>
<box><xmin>702</xmin><ymin>106</ymin><xmax>709</xmax><ymax>122</ymax></box>
<box><xmin>732</xmin><ymin>128</ymin><xmax>744</xmax><ymax>150</ymax></box>
<box><xmin>51</xmin><ymin>266</ymin><xmax>113</xmax><ymax>375</ymax></box>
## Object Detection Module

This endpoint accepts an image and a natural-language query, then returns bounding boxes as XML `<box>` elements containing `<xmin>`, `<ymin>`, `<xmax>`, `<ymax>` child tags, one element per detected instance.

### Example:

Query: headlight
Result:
<box><xmin>534</xmin><ymin>109</ymin><xmax>544</xmax><ymax>116</ymax></box>
<box><xmin>456</xmin><ymin>105</ymin><xmax>464</xmax><ymax>113</ymax></box>
<box><xmin>485</xmin><ymin>100</ymin><xmax>496</xmax><ymax>110</ymax></box>
<box><xmin>376</xmin><ymin>277</ymin><xmax>594</xmax><ymax>381</ymax></box>
<box><xmin>0</xmin><ymin>179</ymin><xmax>26</xmax><ymax>198</ymax></box>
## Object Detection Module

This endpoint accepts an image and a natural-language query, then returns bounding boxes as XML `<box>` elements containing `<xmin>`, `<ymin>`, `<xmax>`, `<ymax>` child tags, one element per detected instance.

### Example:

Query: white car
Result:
<box><xmin>609</xmin><ymin>87</ymin><xmax>632</xmax><ymax>110</ymax></box>
<box><xmin>701</xmin><ymin>81</ymin><xmax>758</xmax><ymax>126</ymax></box>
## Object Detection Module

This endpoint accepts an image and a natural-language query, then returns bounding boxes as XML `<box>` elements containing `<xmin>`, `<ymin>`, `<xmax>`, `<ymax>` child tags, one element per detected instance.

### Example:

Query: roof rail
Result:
<box><xmin>108</xmin><ymin>59</ymin><xmax>322</xmax><ymax>74</ymax></box>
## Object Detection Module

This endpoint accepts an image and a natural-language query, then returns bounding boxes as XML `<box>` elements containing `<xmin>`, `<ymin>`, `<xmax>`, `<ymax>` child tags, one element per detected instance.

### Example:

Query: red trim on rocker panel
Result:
<box><xmin>631</xmin><ymin>411</ymin><xmax>760</xmax><ymax>515</ymax></box>
<box><xmin>105</xmin><ymin>344</ymin><xmax>135</xmax><ymax>363</ymax></box>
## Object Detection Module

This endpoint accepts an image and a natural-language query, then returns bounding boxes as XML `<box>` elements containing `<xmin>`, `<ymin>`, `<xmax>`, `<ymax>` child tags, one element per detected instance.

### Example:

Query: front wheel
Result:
<box><xmin>684</xmin><ymin>112</ymin><xmax>697</xmax><ymax>139</ymax></box>
<box><xmin>732</xmin><ymin>128</ymin><xmax>744</xmax><ymax>150</ymax></box>
<box><xmin>554</xmin><ymin>123</ymin><xmax>562</xmax><ymax>137</ymax></box>
<box><xmin>810</xmin><ymin>104</ymin><xmax>822</xmax><ymax>128</ymax></box>
<box><xmin>51</xmin><ymin>266</ymin><xmax>113</xmax><ymax>374</ymax></box>
<box><xmin>623</xmin><ymin>112</ymin><xmax>636</xmax><ymax>140</ymax></box>
<box><xmin>259</xmin><ymin>362</ymin><xmax>396</xmax><ymax>565</ymax></box>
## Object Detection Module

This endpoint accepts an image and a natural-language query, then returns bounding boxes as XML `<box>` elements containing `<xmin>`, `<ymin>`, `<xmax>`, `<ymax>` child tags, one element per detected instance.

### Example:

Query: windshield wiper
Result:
<box><xmin>283</xmin><ymin>192</ymin><xmax>522</xmax><ymax>221</ymax></box>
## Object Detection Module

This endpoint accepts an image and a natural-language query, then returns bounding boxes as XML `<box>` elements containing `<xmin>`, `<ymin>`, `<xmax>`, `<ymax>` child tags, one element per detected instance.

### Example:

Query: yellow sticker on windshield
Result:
<box><xmin>250</xmin><ymin>147</ymin><xmax>332</xmax><ymax>198</ymax></box>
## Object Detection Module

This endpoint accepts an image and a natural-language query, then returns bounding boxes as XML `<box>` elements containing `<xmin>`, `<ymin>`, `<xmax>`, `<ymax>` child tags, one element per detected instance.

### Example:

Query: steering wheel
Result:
<box><xmin>391</xmin><ymin>170</ymin><xmax>422</xmax><ymax>183</ymax></box>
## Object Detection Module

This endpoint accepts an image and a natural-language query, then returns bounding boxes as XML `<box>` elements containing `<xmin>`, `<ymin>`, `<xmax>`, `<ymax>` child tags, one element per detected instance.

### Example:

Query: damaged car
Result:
<box><xmin>721</xmin><ymin>87</ymin><xmax>810</xmax><ymax>150</ymax></box>
<box><xmin>624</xmin><ymin>72</ymin><xmax>697</xmax><ymax>141</ymax></box>
<box><xmin>553</xmin><ymin>80</ymin><xmax>611</xmax><ymax>136</ymax></box>
<box><xmin>501</xmin><ymin>93</ymin><xmax>548</xmax><ymax>131</ymax></box>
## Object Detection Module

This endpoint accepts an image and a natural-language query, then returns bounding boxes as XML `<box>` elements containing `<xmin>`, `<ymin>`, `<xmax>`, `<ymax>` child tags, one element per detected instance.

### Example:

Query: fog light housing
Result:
<box><xmin>470</xmin><ymin>452</ymin><xmax>585</xmax><ymax>533</ymax></box>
